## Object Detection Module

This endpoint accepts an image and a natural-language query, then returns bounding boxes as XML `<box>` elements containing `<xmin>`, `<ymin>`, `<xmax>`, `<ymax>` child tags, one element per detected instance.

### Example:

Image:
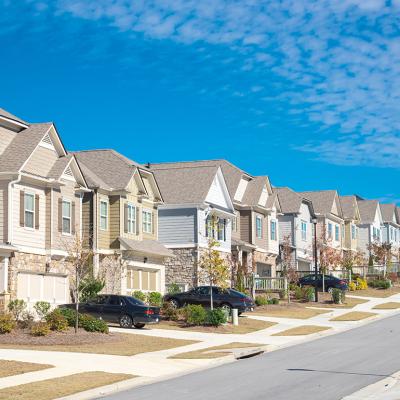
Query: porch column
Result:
<box><xmin>0</xmin><ymin>257</ymin><xmax>9</xmax><ymax>293</ymax></box>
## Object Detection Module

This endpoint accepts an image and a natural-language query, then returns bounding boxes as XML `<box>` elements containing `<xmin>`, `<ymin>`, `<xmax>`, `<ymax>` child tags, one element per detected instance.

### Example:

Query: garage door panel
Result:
<box><xmin>54</xmin><ymin>276</ymin><xmax>68</xmax><ymax>303</ymax></box>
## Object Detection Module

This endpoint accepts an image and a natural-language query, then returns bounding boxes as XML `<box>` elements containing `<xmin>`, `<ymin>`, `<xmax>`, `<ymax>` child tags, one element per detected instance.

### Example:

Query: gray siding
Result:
<box><xmin>357</xmin><ymin>225</ymin><xmax>370</xmax><ymax>257</ymax></box>
<box><xmin>278</xmin><ymin>215</ymin><xmax>294</xmax><ymax>245</ymax></box>
<box><xmin>240</xmin><ymin>210</ymin><xmax>251</xmax><ymax>244</ymax></box>
<box><xmin>158</xmin><ymin>208</ymin><xmax>196</xmax><ymax>245</ymax></box>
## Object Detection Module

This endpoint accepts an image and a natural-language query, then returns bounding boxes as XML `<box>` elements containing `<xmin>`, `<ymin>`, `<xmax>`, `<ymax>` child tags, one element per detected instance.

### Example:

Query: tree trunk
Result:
<box><xmin>75</xmin><ymin>268</ymin><xmax>79</xmax><ymax>334</ymax></box>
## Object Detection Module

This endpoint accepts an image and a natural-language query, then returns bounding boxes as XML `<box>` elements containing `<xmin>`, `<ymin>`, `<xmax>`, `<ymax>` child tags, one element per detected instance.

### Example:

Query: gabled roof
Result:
<box><xmin>0</xmin><ymin>122</ymin><xmax>53</xmax><ymax>173</ymax></box>
<box><xmin>47</xmin><ymin>154</ymin><xmax>73</xmax><ymax>180</ymax></box>
<box><xmin>274</xmin><ymin>187</ymin><xmax>313</xmax><ymax>215</ymax></box>
<box><xmin>380</xmin><ymin>203</ymin><xmax>399</xmax><ymax>224</ymax></box>
<box><xmin>151</xmin><ymin>164</ymin><xmax>219</xmax><ymax>204</ymax></box>
<box><xmin>339</xmin><ymin>195</ymin><xmax>359</xmax><ymax>221</ymax></box>
<box><xmin>298</xmin><ymin>190</ymin><xmax>342</xmax><ymax>218</ymax></box>
<box><xmin>357</xmin><ymin>199</ymin><xmax>380</xmax><ymax>224</ymax></box>
<box><xmin>0</xmin><ymin>108</ymin><xmax>28</xmax><ymax>125</ymax></box>
<box><xmin>241</xmin><ymin>176</ymin><xmax>268</xmax><ymax>205</ymax></box>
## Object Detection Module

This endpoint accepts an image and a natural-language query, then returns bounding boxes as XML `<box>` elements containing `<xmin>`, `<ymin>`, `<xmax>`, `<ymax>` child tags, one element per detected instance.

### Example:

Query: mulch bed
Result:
<box><xmin>0</xmin><ymin>327</ymin><xmax>122</xmax><ymax>346</ymax></box>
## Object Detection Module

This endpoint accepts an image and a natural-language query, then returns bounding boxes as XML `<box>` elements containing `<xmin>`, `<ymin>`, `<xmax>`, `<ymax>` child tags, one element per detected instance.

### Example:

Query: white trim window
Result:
<box><xmin>335</xmin><ymin>225</ymin><xmax>340</xmax><ymax>241</ymax></box>
<box><xmin>270</xmin><ymin>220</ymin><xmax>277</xmax><ymax>241</ymax></box>
<box><xmin>142</xmin><ymin>209</ymin><xmax>153</xmax><ymax>234</ymax></box>
<box><xmin>127</xmin><ymin>204</ymin><xmax>136</xmax><ymax>234</ymax></box>
<box><xmin>62</xmin><ymin>200</ymin><xmax>71</xmax><ymax>234</ymax></box>
<box><xmin>100</xmin><ymin>200</ymin><xmax>108</xmax><ymax>230</ymax></box>
<box><xmin>351</xmin><ymin>224</ymin><xmax>356</xmax><ymax>240</ymax></box>
<box><xmin>217</xmin><ymin>218</ymin><xmax>226</xmax><ymax>241</ymax></box>
<box><xmin>328</xmin><ymin>222</ymin><xmax>333</xmax><ymax>239</ymax></box>
<box><xmin>256</xmin><ymin>215</ymin><xmax>263</xmax><ymax>239</ymax></box>
<box><xmin>301</xmin><ymin>220</ymin><xmax>307</xmax><ymax>241</ymax></box>
<box><xmin>24</xmin><ymin>193</ymin><xmax>35</xmax><ymax>228</ymax></box>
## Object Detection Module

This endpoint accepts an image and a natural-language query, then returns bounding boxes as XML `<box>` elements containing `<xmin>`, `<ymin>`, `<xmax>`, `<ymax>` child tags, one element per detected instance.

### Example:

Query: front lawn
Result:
<box><xmin>350</xmin><ymin>287</ymin><xmax>400</xmax><ymax>298</ymax></box>
<box><xmin>272</xmin><ymin>325</ymin><xmax>330</xmax><ymax>336</ymax></box>
<box><xmin>0</xmin><ymin>360</ymin><xmax>53</xmax><ymax>378</ymax></box>
<box><xmin>330</xmin><ymin>311</ymin><xmax>377</xmax><ymax>321</ymax></box>
<box><xmin>169</xmin><ymin>342</ymin><xmax>265</xmax><ymax>359</ymax></box>
<box><xmin>155</xmin><ymin>317</ymin><xmax>276</xmax><ymax>334</ymax></box>
<box><xmin>0</xmin><ymin>371</ymin><xmax>134</xmax><ymax>400</ymax></box>
<box><xmin>373</xmin><ymin>302</ymin><xmax>400</xmax><ymax>309</ymax></box>
<box><xmin>250</xmin><ymin>306</ymin><xmax>330</xmax><ymax>319</ymax></box>
<box><xmin>0</xmin><ymin>329</ymin><xmax>197</xmax><ymax>356</ymax></box>
<box><xmin>314</xmin><ymin>296</ymin><xmax>369</xmax><ymax>309</ymax></box>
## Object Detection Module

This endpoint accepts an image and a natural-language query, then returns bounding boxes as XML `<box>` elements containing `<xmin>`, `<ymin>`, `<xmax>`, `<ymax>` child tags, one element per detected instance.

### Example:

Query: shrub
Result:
<box><xmin>294</xmin><ymin>286</ymin><xmax>303</xmax><ymax>300</ymax></box>
<box><xmin>58</xmin><ymin>307</ymin><xmax>77</xmax><ymax>327</ymax></box>
<box><xmin>368</xmin><ymin>279</ymin><xmax>391</xmax><ymax>289</ymax></box>
<box><xmin>45</xmin><ymin>309</ymin><xmax>69</xmax><ymax>332</ymax></box>
<box><xmin>80</xmin><ymin>277</ymin><xmax>105</xmax><ymax>302</ymax></box>
<box><xmin>34</xmin><ymin>301</ymin><xmax>51</xmax><ymax>320</ymax></box>
<box><xmin>19</xmin><ymin>311</ymin><xmax>35</xmax><ymax>329</ymax></box>
<box><xmin>148</xmin><ymin>292</ymin><xmax>163</xmax><ymax>307</ymax></box>
<box><xmin>132</xmin><ymin>290</ymin><xmax>147</xmax><ymax>302</ymax></box>
<box><xmin>255</xmin><ymin>295</ymin><xmax>268</xmax><ymax>306</ymax></box>
<box><xmin>8</xmin><ymin>299</ymin><xmax>26</xmax><ymax>320</ymax></box>
<box><xmin>30</xmin><ymin>322</ymin><xmax>51</xmax><ymax>337</ymax></box>
<box><xmin>79</xmin><ymin>314</ymin><xmax>109</xmax><ymax>333</ymax></box>
<box><xmin>356</xmin><ymin>278</ymin><xmax>368</xmax><ymax>290</ymax></box>
<box><xmin>348</xmin><ymin>281</ymin><xmax>357</xmax><ymax>291</ymax></box>
<box><xmin>161</xmin><ymin>302</ymin><xmax>180</xmax><ymax>321</ymax></box>
<box><xmin>182</xmin><ymin>304</ymin><xmax>207</xmax><ymax>326</ymax></box>
<box><xmin>0</xmin><ymin>313</ymin><xmax>15</xmax><ymax>334</ymax></box>
<box><xmin>167</xmin><ymin>283</ymin><xmax>181</xmax><ymax>295</ymax></box>
<box><xmin>271</xmin><ymin>297</ymin><xmax>279</xmax><ymax>305</ymax></box>
<box><xmin>303</xmin><ymin>287</ymin><xmax>315</xmax><ymax>302</ymax></box>
<box><xmin>332</xmin><ymin>288</ymin><xmax>346</xmax><ymax>304</ymax></box>
<box><xmin>289</xmin><ymin>283</ymin><xmax>298</xmax><ymax>291</ymax></box>
<box><xmin>205</xmin><ymin>308</ymin><xmax>227</xmax><ymax>327</ymax></box>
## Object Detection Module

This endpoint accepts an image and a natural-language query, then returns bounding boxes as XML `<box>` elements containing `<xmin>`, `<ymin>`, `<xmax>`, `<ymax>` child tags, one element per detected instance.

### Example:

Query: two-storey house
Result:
<box><xmin>0</xmin><ymin>108</ymin><xmax>88</xmax><ymax>310</ymax></box>
<box><xmin>74</xmin><ymin>150</ymin><xmax>173</xmax><ymax>295</ymax></box>
<box><xmin>379</xmin><ymin>203</ymin><xmax>400</xmax><ymax>264</ymax></box>
<box><xmin>149</xmin><ymin>162</ymin><xmax>235</xmax><ymax>289</ymax></box>
<box><xmin>339</xmin><ymin>195</ymin><xmax>361</xmax><ymax>257</ymax></box>
<box><xmin>274</xmin><ymin>187</ymin><xmax>315</xmax><ymax>273</ymax></box>
<box><xmin>356</xmin><ymin>198</ymin><xmax>383</xmax><ymax>262</ymax></box>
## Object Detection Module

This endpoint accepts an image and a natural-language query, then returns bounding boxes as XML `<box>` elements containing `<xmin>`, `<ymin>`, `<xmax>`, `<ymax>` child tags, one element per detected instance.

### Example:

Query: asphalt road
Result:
<box><xmin>101</xmin><ymin>313</ymin><xmax>400</xmax><ymax>400</ymax></box>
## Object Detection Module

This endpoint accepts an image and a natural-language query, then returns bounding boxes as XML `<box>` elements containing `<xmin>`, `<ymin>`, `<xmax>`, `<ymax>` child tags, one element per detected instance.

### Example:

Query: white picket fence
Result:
<box><xmin>243</xmin><ymin>276</ymin><xmax>287</xmax><ymax>292</ymax></box>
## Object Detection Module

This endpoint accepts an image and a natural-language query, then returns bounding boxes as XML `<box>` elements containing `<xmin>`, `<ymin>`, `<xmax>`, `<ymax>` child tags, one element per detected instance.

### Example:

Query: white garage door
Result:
<box><xmin>17</xmin><ymin>272</ymin><xmax>69</xmax><ymax>309</ymax></box>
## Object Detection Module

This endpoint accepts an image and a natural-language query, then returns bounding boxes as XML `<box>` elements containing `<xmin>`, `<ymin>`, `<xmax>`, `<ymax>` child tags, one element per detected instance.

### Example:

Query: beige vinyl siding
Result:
<box><xmin>23</xmin><ymin>145</ymin><xmax>58</xmax><ymax>177</ymax></box>
<box><xmin>240</xmin><ymin>210</ymin><xmax>251</xmax><ymax>244</ymax></box>
<box><xmin>45</xmin><ymin>189</ymin><xmax>51</xmax><ymax>248</ymax></box>
<box><xmin>81</xmin><ymin>193</ymin><xmax>93</xmax><ymax>248</ymax></box>
<box><xmin>121</xmin><ymin>177</ymin><xmax>141</xmax><ymax>241</ymax></box>
<box><xmin>142</xmin><ymin>205</ymin><xmax>157</xmax><ymax>241</ymax></box>
<box><xmin>109</xmin><ymin>195</ymin><xmax>120</xmax><ymax>249</ymax></box>
<box><xmin>231</xmin><ymin>210</ymin><xmax>241</xmax><ymax>241</ymax></box>
<box><xmin>254</xmin><ymin>213</ymin><xmax>268</xmax><ymax>249</ymax></box>
<box><xmin>345</xmin><ymin>221</ymin><xmax>358</xmax><ymax>251</ymax></box>
<box><xmin>12</xmin><ymin>183</ymin><xmax>46</xmax><ymax>250</ymax></box>
<box><xmin>0</xmin><ymin>126</ymin><xmax>16</xmax><ymax>156</ymax></box>
<box><xmin>98</xmin><ymin>195</ymin><xmax>110</xmax><ymax>250</ymax></box>
<box><xmin>0</xmin><ymin>180</ymin><xmax>7</xmax><ymax>242</ymax></box>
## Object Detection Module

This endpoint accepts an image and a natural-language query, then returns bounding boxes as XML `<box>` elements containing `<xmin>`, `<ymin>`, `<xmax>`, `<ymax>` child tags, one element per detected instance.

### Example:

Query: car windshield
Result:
<box><xmin>126</xmin><ymin>296</ymin><xmax>145</xmax><ymax>306</ymax></box>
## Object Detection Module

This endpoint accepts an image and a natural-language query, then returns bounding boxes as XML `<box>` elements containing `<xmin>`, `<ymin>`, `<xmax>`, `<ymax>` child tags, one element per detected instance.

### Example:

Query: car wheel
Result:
<box><xmin>119</xmin><ymin>314</ymin><xmax>133</xmax><ymax>329</ymax></box>
<box><xmin>134</xmin><ymin>323</ymin><xmax>145</xmax><ymax>329</ymax></box>
<box><xmin>221</xmin><ymin>303</ymin><xmax>232</xmax><ymax>315</ymax></box>
<box><xmin>169</xmin><ymin>299</ymin><xmax>180</xmax><ymax>309</ymax></box>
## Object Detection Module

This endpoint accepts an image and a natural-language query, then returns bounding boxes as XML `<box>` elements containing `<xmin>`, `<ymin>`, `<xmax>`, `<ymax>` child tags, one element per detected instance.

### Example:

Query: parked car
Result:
<box><xmin>60</xmin><ymin>294</ymin><xmax>160</xmax><ymax>329</ymax></box>
<box><xmin>298</xmin><ymin>274</ymin><xmax>348</xmax><ymax>292</ymax></box>
<box><xmin>164</xmin><ymin>286</ymin><xmax>255</xmax><ymax>314</ymax></box>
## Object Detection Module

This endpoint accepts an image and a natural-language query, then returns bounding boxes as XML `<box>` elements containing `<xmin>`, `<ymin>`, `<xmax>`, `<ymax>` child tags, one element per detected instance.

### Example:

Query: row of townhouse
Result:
<box><xmin>0</xmin><ymin>108</ymin><xmax>399</xmax><ymax>309</ymax></box>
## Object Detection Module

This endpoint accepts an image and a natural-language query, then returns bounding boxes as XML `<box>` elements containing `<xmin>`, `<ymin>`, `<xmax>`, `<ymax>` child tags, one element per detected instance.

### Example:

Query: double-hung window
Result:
<box><xmin>127</xmin><ymin>204</ymin><xmax>136</xmax><ymax>234</ymax></box>
<box><xmin>62</xmin><ymin>200</ymin><xmax>71</xmax><ymax>234</ymax></box>
<box><xmin>328</xmin><ymin>222</ymin><xmax>333</xmax><ymax>239</ymax></box>
<box><xmin>24</xmin><ymin>193</ymin><xmax>35</xmax><ymax>228</ymax></box>
<box><xmin>100</xmin><ymin>200</ymin><xmax>108</xmax><ymax>230</ymax></box>
<box><xmin>335</xmin><ymin>225</ymin><xmax>340</xmax><ymax>241</ymax></box>
<box><xmin>301</xmin><ymin>220</ymin><xmax>307</xmax><ymax>241</ymax></box>
<box><xmin>256</xmin><ymin>216</ymin><xmax>263</xmax><ymax>238</ymax></box>
<box><xmin>270</xmin><ymin>220</ymin><xmax>277</xmax><ymax>241</ymax></box>
<box><xmin>142</xmin><ymin>209</ymin><xmax>153</xmax><ymax>233</ymax></box>
<box><xmin>351</xmin><ymin>224</ymin><xmax>356</xmax><ymax>240</ymax></box>
<box><xmin>217</xmin><ymin>219</ymin><xmax>226</xmax><ymax>241</ymax></box>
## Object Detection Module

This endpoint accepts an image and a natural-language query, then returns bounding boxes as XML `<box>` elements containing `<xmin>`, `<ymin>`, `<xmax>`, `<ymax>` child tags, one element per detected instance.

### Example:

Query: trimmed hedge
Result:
<box><xmin>0</xmin><ymin>313</ymin><xmax>15</xmax><ymax>334</ymax></box>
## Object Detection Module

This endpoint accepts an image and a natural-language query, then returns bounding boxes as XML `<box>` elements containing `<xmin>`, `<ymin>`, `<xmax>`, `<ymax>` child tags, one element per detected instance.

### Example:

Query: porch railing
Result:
<box><xmin>243</xmin><ymin>276</ymin><xmax>287</xmax><ymax>292</ymax></box>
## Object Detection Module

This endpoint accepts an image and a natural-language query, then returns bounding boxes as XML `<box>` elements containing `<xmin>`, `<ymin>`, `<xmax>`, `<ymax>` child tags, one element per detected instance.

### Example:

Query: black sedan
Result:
<box><xmin>164</xmin><ymin>286</ymin><xmax>254</xmax><ymax>314</ymax></box>
<box><xmin>298</xmin><ymin>274</ymin><xmax>348</xmax><ymax>292</ymax></box>
<box><xmin>61</xmin><ymin>294</ymin><xmax>160</xmax><ymax>329</ymax></box>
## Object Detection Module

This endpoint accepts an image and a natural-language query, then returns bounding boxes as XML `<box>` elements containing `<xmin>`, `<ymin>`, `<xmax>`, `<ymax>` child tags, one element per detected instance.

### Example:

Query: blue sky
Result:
<box><xmin>1</xmin><ymin>0</ymin><xmax>400</xmax><ymax>203</ymax></box>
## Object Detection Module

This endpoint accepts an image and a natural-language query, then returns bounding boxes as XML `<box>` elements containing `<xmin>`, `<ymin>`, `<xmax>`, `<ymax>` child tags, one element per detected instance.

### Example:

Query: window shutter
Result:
<box><xmin>124</xmin><ymin>203</ymin><xmax>128</xmax><ymax>233</ymax></box>
<box><xmin>19</xmin><ymin>190</ymin><xmax>25</xmax><ymax>226</ymax></box>
<box><xmin>58</xmin><ymin>198</ymin><xmax>63</xmax><ymax>232</ymax></box>
<box><xmin>71</xmin><ymin>201</ymin><xmax>76</xmax><ymax>235</ymax></box>
<box><xmin>34</xmin><ymin>194</ymin><xmax>40</xmax><ymax>229</ymax></box>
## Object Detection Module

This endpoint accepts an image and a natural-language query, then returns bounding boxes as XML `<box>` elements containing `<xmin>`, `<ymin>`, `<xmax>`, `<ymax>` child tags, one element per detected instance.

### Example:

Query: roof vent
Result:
<box><xmin>64</xmin><ymin>166</ymin><xmax>73</xmax><ymax>177</ymax></box>
<box><xmin>40</xmin><ymin>133</ymin><xmax>55</xmax><ymax>150</ymax></box>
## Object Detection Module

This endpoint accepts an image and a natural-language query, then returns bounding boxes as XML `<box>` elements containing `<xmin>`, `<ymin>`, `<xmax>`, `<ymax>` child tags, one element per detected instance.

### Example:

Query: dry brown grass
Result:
<box><xmin>156</xmin><ymin>317</ymin><xmax>276</xmax><ymax>334</ymax></box>
<box><xmin>0</xmin><ymin>360</ymin><xmax>53</xmax><ymax>378</ymax></box>
<box><xmin>169</xmin><ymin>342</ymin><xmax>265</xmax><ymax>359</ymax></box>
<box><xmin>0</xmin><ymin>333</ymin><xmax>197</xmax><ymax>356</ymax></box>
<box><xmin>0</xmin><ymin>371</ymin><xmax>134</xmax><ymax>400</ymax></box>
<box><xmin>330</xmin><ymin>311</ymin><xmax>377</xmax><ymax>321</ymax></box>
<box><xmin>251</xmin><ymin>307</ymin><xmax>330</xmax><ymax>319</ymax></box>
<box><xmin>316</xmin><ymin>297</ymin><xmax>369</xmax><ymax>309</ymax></box>
<box><xmin>272</xmin><ymin>325</ymin><xmax>330</xmax><ymax>336</ymax></box>
<box><xmin>351</xmin><ymin>287</ymin><xmax>400</xmax><ymax>298</ymax></box>
<box><xmin>373</xmin><ymin>302</ymin><xmax>400</xmax><ymax>310</ymax></box>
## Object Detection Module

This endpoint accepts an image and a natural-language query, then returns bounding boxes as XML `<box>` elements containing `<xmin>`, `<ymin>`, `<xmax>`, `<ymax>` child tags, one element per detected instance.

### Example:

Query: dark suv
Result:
<box><xmin>61</xmin><ymin>294</ymin><xmax>160</xmax><ymax>329</ymax></box>
<box><xmin>164</xmin><ymin>286</ymin><xmax>254</xmax><ymax>314</ymax></box>
<box><xmin>298</xmin><ymin>274</ymin><xmax>348</xmax><ymax>292</ymax></box>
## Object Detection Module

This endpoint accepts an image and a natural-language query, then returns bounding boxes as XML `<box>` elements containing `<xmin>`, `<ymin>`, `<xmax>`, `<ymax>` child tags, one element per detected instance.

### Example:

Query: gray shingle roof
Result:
<box><xmin>0</xmin><ymin>108</ymin><xmax>28</xmax><ymax>125</ymax></box>
<box><xmin>0</xmin><ymin>123</ymin><xmax>52</xmax><ymax>173</ymax></box>
<box><xmin>241</xmin><ymin>176</ymin><xmax>267</xmax><ymax>205</ymax></box>
<box><xmin>151</xmin><ymin>164</ymin><xmax>218</xmax><ymax>204</ymax></box>
<box><xmin>74</xmin><ymin>150</ymin><xmax>141</xmax><ymax>190</ymax></box>
<box><xmin>380</xmin><ymin>203</ymin><xmax>397</xmax><ymax>224</ymax></box>
<box><xmin>47</xmin><ymin>154</ymin><xmax>73</xmax><ymax>179</ymax></box>
<box><xmin>299</xmin><ymin>190</ymin><xmax>340</xmax><ymax>216</ymax></box>
<box><xmin>357</xmin><ymin>199</ymin><xmax>379</xmax><ymax>224</ymax></box>
<box><xmin>119</xmin><ymin>237</ymin><xmax>174</xmax><ymax>258</ymax></box>
<box><xmin>274</xmin><ymin>187</ymin><xmax>304</xmax><ymax>214</ymax></box>
<box><xmin>339</xmin><ymin>195</ymin><xmax>358</xmax><ymax>220</ymax></box>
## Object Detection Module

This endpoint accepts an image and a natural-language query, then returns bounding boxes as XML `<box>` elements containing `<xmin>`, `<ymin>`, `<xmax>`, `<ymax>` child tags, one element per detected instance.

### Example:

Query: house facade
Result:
<box><xmin>274</xmin><ymin>187</ymin><xmax>315</xmax><ymax>273</ymax></box>
<box><xmin>0</xmin><ymin>108</ymin><xmax>88</xmax><ymax>310</ymax></box>
<box><xmin>150</xmin><ymin>162</ymin><xmax>235</xmax><ymax>289</ymax></box>
<box><xmin>380</xmin><ymin>204</ymin><xmax>400</xmax><ymax>262</ymax></box>
<box><xmin>74</xmin><ymin>150</ymin><xmax>173</xmax><ymax>295</ymax></box>
<box><xmin>339</xmin><ymin>195</ymin><xmax>361</xmax><ymax>257</ymax></box>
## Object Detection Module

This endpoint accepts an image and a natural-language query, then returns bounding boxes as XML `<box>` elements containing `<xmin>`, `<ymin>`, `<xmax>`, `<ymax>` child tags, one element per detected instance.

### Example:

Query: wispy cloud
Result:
<box><xmin>17</xmin><ymin>0</ymin><xmax>400</xmax><ymax>168</ymax></box>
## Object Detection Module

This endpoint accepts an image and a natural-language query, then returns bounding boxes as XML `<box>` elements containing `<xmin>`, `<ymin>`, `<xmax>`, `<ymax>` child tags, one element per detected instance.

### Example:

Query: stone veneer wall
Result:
<box><xmin>98</xmin><ymin>254</ymin><xmax>123</xmax><ymax>295</ymax></box>
<box><xmin>253</xmin><ymin>250</ymin><xmax>278</xmax><ymax>277</ymax></box>
<box><xmin>164</xmin><ymin>248</ymin><xmax>198</xmax><ymax>288</ymax></box>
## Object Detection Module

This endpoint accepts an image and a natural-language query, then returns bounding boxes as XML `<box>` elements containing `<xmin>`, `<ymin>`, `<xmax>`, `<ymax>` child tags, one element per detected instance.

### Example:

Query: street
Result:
<box><xmin>101</xmin><ymin>313</ymin><xmax>400</xmax><ymax>400</ymax></box>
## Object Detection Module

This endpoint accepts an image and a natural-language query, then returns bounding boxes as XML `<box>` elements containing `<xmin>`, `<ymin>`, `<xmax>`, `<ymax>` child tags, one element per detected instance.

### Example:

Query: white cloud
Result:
<box><xmin>33</xmin><ymin>0</ymin><xmax>400</xmax><ymax>168</ymax></box>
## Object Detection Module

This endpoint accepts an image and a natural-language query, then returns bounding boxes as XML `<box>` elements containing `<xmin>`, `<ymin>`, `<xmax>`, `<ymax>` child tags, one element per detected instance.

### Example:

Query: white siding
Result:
<box><xmin>205</xmin><ymin>173</ymin><xmax>231</xmax><ymax>210</ymax></box>
<box><xmin>266</xmin><ymin>207</ymin><xmax>279</xmax><ymax>255</ymax></box>
<box><xmin>234</xmin><ymin>178</ymin><xmax>249</xmax><ymax>202</ymax></box>
<box><xmin>295</xmin><ymin>203</ymin><xmax>313</xmax><ymax>261</ymax></box>
<box><xmin>0</xmin><ymin>180</ymin><xmax>7</xmax><ymax>242</ymax></box>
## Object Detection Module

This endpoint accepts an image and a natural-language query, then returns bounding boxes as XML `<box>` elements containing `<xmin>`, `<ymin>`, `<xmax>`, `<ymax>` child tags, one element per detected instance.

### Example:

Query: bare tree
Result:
<box><xmin>368</xmin><ymin>241</ymin><xmax>392</xmax><ymax>276</ymax></box>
